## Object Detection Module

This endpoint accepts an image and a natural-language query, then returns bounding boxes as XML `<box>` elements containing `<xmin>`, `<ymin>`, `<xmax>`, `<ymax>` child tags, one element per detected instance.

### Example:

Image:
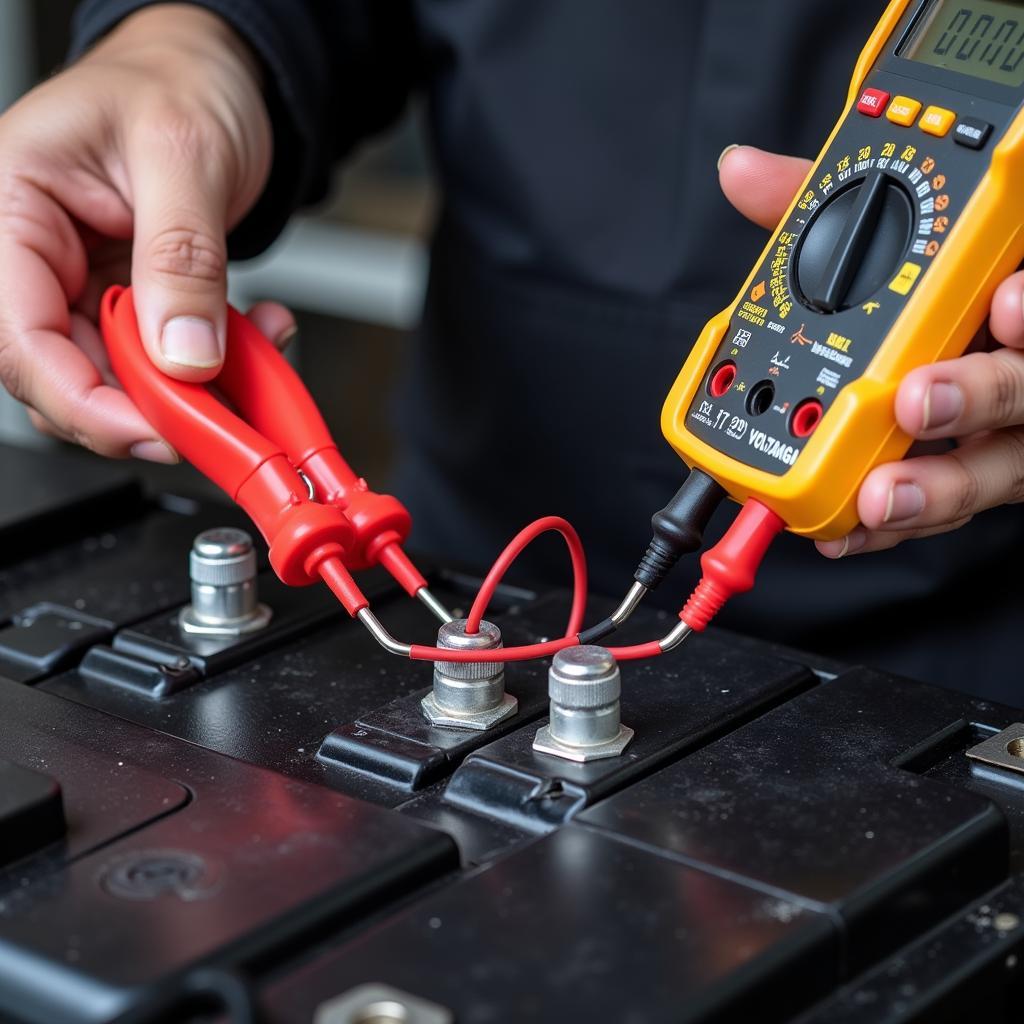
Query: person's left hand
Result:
<box><xmin>719</xmin><ymin>144</ymin><xmax>1024</xmax><ymax>558</ymax></box>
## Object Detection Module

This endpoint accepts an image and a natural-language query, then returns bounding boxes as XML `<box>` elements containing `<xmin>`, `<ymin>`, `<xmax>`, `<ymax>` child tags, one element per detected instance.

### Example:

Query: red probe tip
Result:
<box><xmin>377</xmin><ymin>543</ymin><xmax>428</xmax><ymax>598</ymax></box>
<box><xmin>680</xmin><ymin>500</ymin><xmax>785</xmax><ymax>633</ymax></box>
<box><xmin>317</xmin><ymin>556</ymin><xmax>369</xmax><ymax>617</ymax></box>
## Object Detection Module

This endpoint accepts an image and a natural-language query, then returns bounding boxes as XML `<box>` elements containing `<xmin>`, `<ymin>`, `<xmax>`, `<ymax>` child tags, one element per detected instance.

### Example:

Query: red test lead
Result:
<box><xmin>679</xmin><ymin>500</ymin><xmax>786</xmax><ymax>634</ymax></box>
<box><xmin>360</xmin><ymin>514</ymin><xmax>692</xmax><ymax>665</ymax></box>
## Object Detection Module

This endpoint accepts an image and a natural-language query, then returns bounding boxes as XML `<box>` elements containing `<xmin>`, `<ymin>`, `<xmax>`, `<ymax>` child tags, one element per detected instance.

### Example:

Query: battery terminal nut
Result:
<box><xmin>179</xmin><ymin>528</ymin><xmax>273</xmax><ymax>638</ymax></box>
<box><xmin>533</xmin><ymin>646</ymin><xmax>634</xmax><ymax>762</ymax></box>
<box><xmin>421</xmin><ymin>619</ymin><xmax>518</xmax><ymax>730</ymax></box>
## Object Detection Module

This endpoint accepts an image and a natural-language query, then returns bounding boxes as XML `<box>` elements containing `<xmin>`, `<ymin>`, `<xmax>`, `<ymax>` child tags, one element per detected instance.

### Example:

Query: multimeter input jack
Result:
<box><xmin>745</xmin><ymin>380</ymin><xmax>775</xmax><ymax>417</ymax></box>
<box><xmin>707</xmin><ymin>361</ymin><xmax>737</xmax><ymax>398</ymax></box>
<box><xmin>790</xmin><ymin>399</ymin><xmax>823</xmax><ymax>438</ymax></box>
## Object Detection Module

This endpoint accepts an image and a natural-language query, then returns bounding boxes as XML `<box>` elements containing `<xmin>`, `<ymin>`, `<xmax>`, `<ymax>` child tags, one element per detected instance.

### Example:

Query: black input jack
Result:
<box><xmin>746</xmin><ymin>380</ymin><xmax>775</xmax><ymax>417</ymax></box>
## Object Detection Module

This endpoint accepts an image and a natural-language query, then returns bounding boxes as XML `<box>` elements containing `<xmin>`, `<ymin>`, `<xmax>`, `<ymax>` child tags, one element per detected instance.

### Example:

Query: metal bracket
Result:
<box><xmin>966</xmin><ymin>724</ymin><xmax>1024</xmax><ymax>776</ymax></box>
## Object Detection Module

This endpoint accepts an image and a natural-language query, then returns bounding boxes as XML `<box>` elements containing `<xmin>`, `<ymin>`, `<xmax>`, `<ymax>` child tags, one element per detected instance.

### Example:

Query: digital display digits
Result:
<box><xmin>903</xmin><ymin>1</ymin><xmax>1024</xmax><ymax>86</ymax></box>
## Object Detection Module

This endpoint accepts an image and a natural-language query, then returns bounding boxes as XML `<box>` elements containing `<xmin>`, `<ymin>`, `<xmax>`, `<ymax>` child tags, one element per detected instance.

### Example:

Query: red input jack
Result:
<box><xmin>790</xmin><ymin>399</ymin><xmax>823</xmax><ymax>439</ymax></box>
<box><xmin>708</xmin><ymin>361</ymin><xmax>737</xmax><ymax>398</ymax></box>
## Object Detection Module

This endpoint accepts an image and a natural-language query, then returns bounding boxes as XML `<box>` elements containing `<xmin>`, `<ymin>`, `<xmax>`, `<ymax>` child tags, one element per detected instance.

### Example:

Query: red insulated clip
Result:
<box><xmin>100</xmin><ymin>286</ymin><xmax>425</xmax><ymax>612</ymax></box>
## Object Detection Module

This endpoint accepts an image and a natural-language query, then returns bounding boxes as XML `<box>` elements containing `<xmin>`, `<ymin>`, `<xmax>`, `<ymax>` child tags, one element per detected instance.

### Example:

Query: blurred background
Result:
<box><xmin>0</xmin><ymin>0</ymin><xmax>434</xmax><ymax>496</ymax></box>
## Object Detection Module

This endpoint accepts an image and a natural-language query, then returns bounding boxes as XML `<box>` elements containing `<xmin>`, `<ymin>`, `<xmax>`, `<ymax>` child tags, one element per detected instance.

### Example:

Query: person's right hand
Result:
<box><xmin>0</xmin><ymin>3</ymin><xmax>295</xmax><ymax>463</ymax></box>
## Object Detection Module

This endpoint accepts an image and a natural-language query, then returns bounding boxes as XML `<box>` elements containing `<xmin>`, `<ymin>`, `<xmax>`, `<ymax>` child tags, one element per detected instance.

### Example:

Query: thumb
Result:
<box><xmin>128</xmin><ymin>133</ymin><xmax>230</xmax><ymax>381</ymax></box>
<box><xmin>718</xmin><ymin>145</ymin><xmax>813</xmax><ymax>231</ymax></box>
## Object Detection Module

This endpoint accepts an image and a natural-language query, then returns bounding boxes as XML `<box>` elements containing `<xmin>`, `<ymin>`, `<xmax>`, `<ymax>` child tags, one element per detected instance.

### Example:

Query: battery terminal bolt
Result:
<box><xmin>179</xmin><ymin>528</ymin><xmax>273</xmax><ymax>638</ymax></box>
<box><xmin>420</xmin><ymin>619</ymin><xmax>518</xmax><ymax>730</ymax></box>
<box><xmin>533</xmin><ymin>646</ymin><xmax>634</xmax><ymax>762</ymax></box>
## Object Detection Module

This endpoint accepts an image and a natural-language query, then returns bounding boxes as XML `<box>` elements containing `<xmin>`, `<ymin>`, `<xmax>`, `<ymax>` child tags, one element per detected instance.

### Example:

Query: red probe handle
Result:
<box><xmin>214</xmin><ymin>310</ymin><xmax>415</xmax><ymax>577</ymax></box>
<box><xmin>681</xmin><ymin>500</ymin><xmax>785</xmax><ymax>632</ymax></box>
<box><xmin>101</xmin><ymin>286</ymin><xmax>279</xmax><ymax>499</ymax></box>
<box><xmin>99</xmin><ymin>286</ymin><xmax>366</xmax><ymax>610</ymax></box>
<box><xmin>215</xmin><ymin>310</ymin><xmax>359</xmax><ymax>494</ymax></box>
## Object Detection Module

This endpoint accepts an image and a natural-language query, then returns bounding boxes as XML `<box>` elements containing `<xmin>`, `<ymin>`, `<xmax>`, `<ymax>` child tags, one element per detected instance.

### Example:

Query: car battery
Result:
<box><xmin>0</xmin><ymin>441</ymin><xmax>1022</xmax><ymax>1024</ymax></box>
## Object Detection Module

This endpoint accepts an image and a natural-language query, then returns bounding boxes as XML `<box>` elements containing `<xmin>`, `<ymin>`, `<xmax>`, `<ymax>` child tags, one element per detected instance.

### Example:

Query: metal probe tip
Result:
<box><xmin>611</xmin><ymin>581</ymin><xmax>649</xmax><ymax>627</ymax></box>
<box><xmin>357</xmin><ymin>608</ymin><xmax>412</xmax><ymax>657</ymax></box>
<box><xmin>658</xmin><ymin>620</ymin><xmax>693</xmax><ymax>653</ymax></box>
<box><xmin>416</xmin><ymin>587</ymin><xmax>454</xmax><ymax>625</ymax></box>
<box><xmin>577</xmin><ymin>581</ymin><xmax>650</xmax><ymax>646</ymax></box>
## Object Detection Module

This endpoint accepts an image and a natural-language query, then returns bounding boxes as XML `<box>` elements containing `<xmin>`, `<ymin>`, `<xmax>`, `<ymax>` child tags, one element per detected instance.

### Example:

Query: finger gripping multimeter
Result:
<box><xmin>662</xmin><ymin>0</ymin><xmax>1024</xmax><ymax>539</ymax></box>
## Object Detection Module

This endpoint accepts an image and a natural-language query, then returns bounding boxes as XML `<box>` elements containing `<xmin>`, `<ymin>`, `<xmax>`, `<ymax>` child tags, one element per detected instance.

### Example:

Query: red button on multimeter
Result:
<box><xmin>857</xmin><ymin>87</ymin><xmax>890</xmax><ymax>117</ymax></box>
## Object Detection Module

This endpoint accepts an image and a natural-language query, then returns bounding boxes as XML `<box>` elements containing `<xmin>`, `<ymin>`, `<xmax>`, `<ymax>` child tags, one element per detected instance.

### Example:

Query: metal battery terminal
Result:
<box><xmin>533</xmin><ymin>645</ymin><xmax>634</xmax><ymax>763</ymax></box>
<box><xmin>315</xmin><ymin>983</ymin><xmax>453</xmax><ymax>1024</ymax></box>
<box><xmin>421</xmin><ymin>618</ymin><xmax>517</xmax><ymax>730</ymax></box>
<box><xmin>179</xmin><ymin>528</ymin><xmax>273</xmax><ymax>638</ymax></box>
<box><xmin>966</xmin><ymin>724</ymin><xmax>1024</xmax><ymax>777</ymax></box>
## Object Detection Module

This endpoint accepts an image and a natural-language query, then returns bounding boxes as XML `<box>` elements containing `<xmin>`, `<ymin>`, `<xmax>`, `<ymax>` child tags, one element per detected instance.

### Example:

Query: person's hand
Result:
<box><xmin>0</xmin><ymin>3</ymin><xmax>295</xmax><ymax>462</ymax></box>
<box><xmin>719</xmin><ymin>144</ymin><xmax>1024</xmax><ymax>557</ymax></box>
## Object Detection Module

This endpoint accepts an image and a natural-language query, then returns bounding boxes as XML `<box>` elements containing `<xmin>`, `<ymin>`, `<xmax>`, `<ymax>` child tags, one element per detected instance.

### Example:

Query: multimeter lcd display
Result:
<box><xmin>903</xmin><ymin>0</ymin><xmax>1024</xmax><ymax>86</ymax></box>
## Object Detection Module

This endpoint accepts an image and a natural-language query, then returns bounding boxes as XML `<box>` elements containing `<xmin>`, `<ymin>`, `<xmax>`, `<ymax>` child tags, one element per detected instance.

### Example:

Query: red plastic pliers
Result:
<box><xmin>100</xmin><ymin>285</ymin><xmax>451</xmax><ymax>624</ymax></box>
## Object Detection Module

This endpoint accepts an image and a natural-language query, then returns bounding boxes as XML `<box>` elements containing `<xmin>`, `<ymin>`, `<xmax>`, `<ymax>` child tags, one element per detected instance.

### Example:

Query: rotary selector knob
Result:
<box><xmin>795</xmin><ymin>169</ymin><xmax>913</xmax><ymax>313</ymax></box>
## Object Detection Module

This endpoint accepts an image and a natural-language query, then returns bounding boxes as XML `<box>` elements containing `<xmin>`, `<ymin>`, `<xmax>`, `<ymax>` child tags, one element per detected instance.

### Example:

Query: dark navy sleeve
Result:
<box><xmin>68</xmin><ymin>0</ymin><xmax>418</xmax><ymax>258</ymax></box>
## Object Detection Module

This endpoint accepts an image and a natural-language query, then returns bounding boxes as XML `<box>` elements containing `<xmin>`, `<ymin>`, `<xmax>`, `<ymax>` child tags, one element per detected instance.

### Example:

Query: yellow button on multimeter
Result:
<box><xmin>889</xmin><ymin>261</ymin><xmax>923</xmax><ymax>295</ymax></box>
<box><xmin>920</xmin><ymin>104</ymin><xmax>957</xmax><ymax>135</ymax></box>
<box><xmin>661</xmin><ymin>0</ymin><xmax>1024</xmax><ymax>540</ymax></box>
<box><xmin>887</xmin><ymin>95</ymin><xmax>923</xmax><ymax>125</ymax></box>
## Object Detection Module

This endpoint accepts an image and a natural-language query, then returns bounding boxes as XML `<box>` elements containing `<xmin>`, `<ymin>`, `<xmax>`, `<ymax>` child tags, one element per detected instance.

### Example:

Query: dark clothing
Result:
<box><xmin>71</xmin><ymin>1</ymin><xmax>1024</xmax><ymax>700</ymax></box>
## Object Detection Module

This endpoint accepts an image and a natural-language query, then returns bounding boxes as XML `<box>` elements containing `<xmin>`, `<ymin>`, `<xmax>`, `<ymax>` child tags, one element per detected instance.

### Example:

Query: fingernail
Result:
<box><xmin>922</xmin><ymin>381</ymin><xmax>963</xmax><ymax>431</ymax></box>
<box><xmin>883</xmin><ymin>482</ymin><xmax>925</xmax><ymax>524</ymax></box>
<box><xmin>841</xmin><ymin>530</ymin><xmax>868</xmax><ymax>557</ymax></box>
<box><xmin>820</xmin><ymin>530</ymin><xmax>867</xmax><ymax>559</ymax></box>
<box><xmin>717</xmin><ymin>144</ymin><xmax>741</xmax><ymax>171</ymax></box>
<box><xmin>130</xmin><ymin>440</ymin><xmax>178</xmax><ymax>465</ymax></box>
<box><xmin>160</xmin><ymin>316</ymin><xmax>223</xmax><ymax>368</ymax></box>
<box><xmin>276</xmin><ymin>325</ymin><xmax>298</xmax><ymax>350</ymax></box>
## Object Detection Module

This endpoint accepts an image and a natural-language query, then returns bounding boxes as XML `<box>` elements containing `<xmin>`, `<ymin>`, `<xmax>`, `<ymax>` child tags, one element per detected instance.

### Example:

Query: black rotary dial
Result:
<box><xmin>794</xmin><ymin>169</ymin><xmax>913</xmax><ymax>313</ymax></box>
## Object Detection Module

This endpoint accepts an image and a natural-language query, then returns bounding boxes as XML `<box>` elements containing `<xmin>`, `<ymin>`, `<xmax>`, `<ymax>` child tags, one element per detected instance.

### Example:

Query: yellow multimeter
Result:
<box><xmin>662</xmin><ymin>0</ymin><xmax>1024</xmax><ymax>539</ymax></box>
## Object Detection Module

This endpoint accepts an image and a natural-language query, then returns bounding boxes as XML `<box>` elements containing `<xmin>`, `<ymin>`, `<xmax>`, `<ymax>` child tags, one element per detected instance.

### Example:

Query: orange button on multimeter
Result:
<box><xmin>919</xmin><ymin>105</ymin><xmax>957</xmax><ymax>137</ymax></box>
<box><xmin>887</xmin><ymin>95</ymin><xmax>922</xmax><ymax>126</ymax></box>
